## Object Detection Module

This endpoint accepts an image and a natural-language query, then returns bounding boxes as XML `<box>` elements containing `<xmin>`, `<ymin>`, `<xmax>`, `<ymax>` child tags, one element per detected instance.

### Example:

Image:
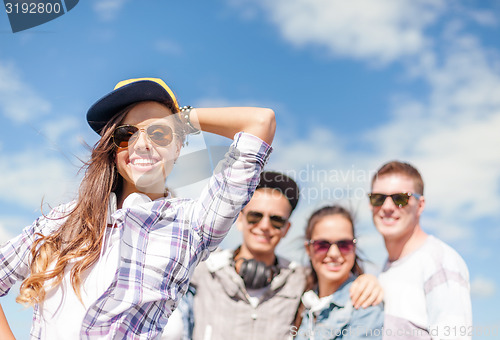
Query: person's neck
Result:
<box><xmin>117</xmin><ymin>187</ymin><xmax>164</xmax><ymax>209</ymax></box>
<box><xmin>235</xmin><ymin>245</ymin><xmax>276</xmax><ymax>268</ymax></box>
<box><xmin>318</xmin><ymin>279</ymin><xmax>344</xmax><ymax>298</ymax></box>
<box><xmin>384</xmin><ymin>225</ymin><xmax>428</xmax><ymax>262</ymax></box>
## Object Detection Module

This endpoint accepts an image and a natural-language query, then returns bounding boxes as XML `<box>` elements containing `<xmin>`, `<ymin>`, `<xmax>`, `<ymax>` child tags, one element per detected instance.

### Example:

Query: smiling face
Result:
<box><xmin>370</xmin><ymin>174</ymin><xmax>424</xmax><ymax>242</ymax></box>
<box><xmin>306</xmin><ymin>214</ymin><xmax>355</xmax><ymax>295</ymax></box>
<box><xmin>115</xmin><ymin>101</ymin><xmax>182</xmax><ymax>201</ymax></box>
<box><xmin>236</xmin><ymin>188</ymin><xmax>292</xmax><ymax>265</ymax></box>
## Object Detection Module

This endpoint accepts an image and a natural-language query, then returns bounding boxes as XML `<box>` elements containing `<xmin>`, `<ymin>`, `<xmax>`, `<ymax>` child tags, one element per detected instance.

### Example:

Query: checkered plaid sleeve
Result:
<box><xmin>0</xmin><ymin>223</ymin><xmax>35</xmax><ymax>296</ymax></box>
<box><xmin>191</xmin><ymin>132</ymin><xmax>272</xmax><ymax>258</ymax></box>
<box><xmin>0</xmin><ymin>203</ymin><xmax>72</xmax><ymax>296</ymax></box>
<box><xmin>78</xmin><ymin>132</ymin><xmax>271</xmax><ymax>339</ymax></box>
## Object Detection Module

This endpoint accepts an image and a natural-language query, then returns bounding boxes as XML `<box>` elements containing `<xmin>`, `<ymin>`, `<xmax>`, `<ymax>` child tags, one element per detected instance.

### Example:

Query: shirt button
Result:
<box><xmin>251</xmin><ymin>313</ymin><xmax>257</xmax><ymax>320</ymax></box>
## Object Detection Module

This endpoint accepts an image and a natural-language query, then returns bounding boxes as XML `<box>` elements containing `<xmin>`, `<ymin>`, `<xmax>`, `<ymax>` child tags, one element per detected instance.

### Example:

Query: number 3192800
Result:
<box><xmin>5</xmin><ymin>2</ymin><xmax>62</xmax><ymax>14</ymax></box>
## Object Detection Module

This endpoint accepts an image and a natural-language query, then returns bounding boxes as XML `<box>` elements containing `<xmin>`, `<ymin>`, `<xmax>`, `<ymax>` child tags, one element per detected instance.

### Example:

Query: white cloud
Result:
<box><xmin>39</xmin><ymin>116</ymin><xmax>82</xmax><ymax>149</ymax></box>
<box><xmin>0</xmin><ymin>149</ymin><xmax>80</xmax><ymax>211</ymax></box>
<box><xmin>266</xmin><ymin>109</ymin><xmax>500</xmax><ymax>258</ymax></box>
<box><xmin>220</xmin><ymin>1</ymin><xmax>500</xmax><ymax>258</ymax></box>
<box><xmin>362</xmin><ymin>109</ymin><xmax>500</xmax><ymax>220</ymax></box>
<box><xmin>0</xmin><ymin>62</ymin><xmax>51</xmax><ymax>123</ymax></box>
<box><xmin>92</xmin><ymin>0</ymin><xmax>129</xmax><ymax>21</ymax></box>
<box><xmin>419</xmin><ymin>36</ymin><xmax>500</xmax><ymax>119</ymax></box>
<box><xmin>229</xmin><ymin>0</ymin><xmax>446</xmax><ymax>64</ymax></box>
<box><xmin>422</xmin><ymin>217</ymin><xmax>472</xmax><ymax>242</ymax></box>
<box><xmin>274</xmin><ymin>113</ymin><xmax>500</xmax><ymax>247</ymax></box>
<box><xmin>0</xmin><ymin>216</ymin><xmax>34</xmax><ymax>245</ymax></box>
<box><xmin>471</xmin><ymin>276</ymin><xmax>496</xmax><ymax>298</ymax></box>
<box><xmin>462</xmin><ymin>8</ymin><xmax>497</xmax><ymax>27</ymax></box>
<box><xmin>195</xmin><ymin>97</ymin><xmax>275</xmax><ymax>109</ymax></box>
<box><xmin>154</xmin><ymin>39</ymin><xmax>183</xmax><ymax>56</ymax></box>
<box><xmin>0</xmin><ymin>222</ymin><xmax>16</xmax><ymax>245</ymax></box>
<box><xmin>364</xmin><ymin>35</ymin><xmax>500</xmax><ymax>225</ymax></box>
<box><xmin>262</xmin><ymin>32</ymin><xmax>500</xmax><ymax>252</ymax></box>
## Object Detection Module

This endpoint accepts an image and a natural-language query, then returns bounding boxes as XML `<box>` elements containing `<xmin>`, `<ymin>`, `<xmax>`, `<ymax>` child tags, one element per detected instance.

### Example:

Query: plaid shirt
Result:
<box><xmin>0</xmin><ymin>132</ymin><xmax>271</xmax><ymax>339</ymax></box>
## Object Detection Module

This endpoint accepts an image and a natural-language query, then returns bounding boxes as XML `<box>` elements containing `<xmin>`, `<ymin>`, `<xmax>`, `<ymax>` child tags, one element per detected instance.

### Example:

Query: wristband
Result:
<box><xmin>180</xmin><ymin>106</ymin><xmax>201</xmax><ymax>135</ymax></box>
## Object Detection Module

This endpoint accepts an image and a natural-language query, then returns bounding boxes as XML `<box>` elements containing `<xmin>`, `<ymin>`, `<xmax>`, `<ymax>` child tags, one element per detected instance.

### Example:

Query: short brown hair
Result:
<box><xmin>371</xmin><ymin>160</ymin><xmax>424</xmax><ymax>195</ymax></box>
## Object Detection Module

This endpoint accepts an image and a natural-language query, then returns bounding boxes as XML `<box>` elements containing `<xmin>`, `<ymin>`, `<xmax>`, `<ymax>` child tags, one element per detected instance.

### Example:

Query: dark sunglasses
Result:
<box><xmin>368</xmin><ymin>192</ymin><xmax>422</xmax><ymax>208</ymax></box>
<box><xmin>245</xmin><ymin>211</ymin><xmax>288</xmax><ymax>230</ymax></box>
<box><xmin>308</xmin><ymin>239</ymin><xmax>356</xmax><ymax>255</ymax></box>
<box><xmin>113</xmin><ymin>124</ymin><xmax>176</xmax><ymax>148</ymax></box>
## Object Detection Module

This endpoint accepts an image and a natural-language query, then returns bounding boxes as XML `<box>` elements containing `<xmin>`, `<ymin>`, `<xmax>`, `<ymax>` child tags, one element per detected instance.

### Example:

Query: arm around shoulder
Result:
<box><xmin>350</xmin><ymin>273</ymin><xmax>384</xmax><ymax>309</ymax></box>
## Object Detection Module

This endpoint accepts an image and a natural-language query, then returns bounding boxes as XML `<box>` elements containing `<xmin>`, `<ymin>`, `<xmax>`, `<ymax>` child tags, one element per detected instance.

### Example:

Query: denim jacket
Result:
<box><xmin>294</xmin><ymin>275</ymin><xmax>384</xmax><ymax>340</ymax></box>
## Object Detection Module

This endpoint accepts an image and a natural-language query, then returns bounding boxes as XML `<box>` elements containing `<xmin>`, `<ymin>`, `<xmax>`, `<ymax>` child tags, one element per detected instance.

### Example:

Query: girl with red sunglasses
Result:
<box><xmin>293</xmin><ymin>205</ymin><xmax>384</xmax><ymax>339</ymax></box>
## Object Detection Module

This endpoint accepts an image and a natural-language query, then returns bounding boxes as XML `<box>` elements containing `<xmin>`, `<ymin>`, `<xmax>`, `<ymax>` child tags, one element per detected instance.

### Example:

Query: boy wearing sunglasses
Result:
<box><xmin>185</xmin><ymin>171</ymin><xmax>302</xmax><ymax>340</ymax></box>
<box><xmin>369</xmin><ymin>161</ymin><xmax>472</xmax><ymax>339</ymax></box>
<box><xmin>185</xmin><ymin>171</ymin><xmax>383</xmax><ymax>340</ymax></box>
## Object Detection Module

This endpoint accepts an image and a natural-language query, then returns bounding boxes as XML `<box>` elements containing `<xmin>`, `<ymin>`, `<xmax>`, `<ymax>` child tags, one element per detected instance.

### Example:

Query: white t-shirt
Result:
<box><xmin>161</xmin><ymin>308</ymin><xmax>184</xmax><ymax>340</ymax></box>
<box><xmin>40</xmin><ymin>227</ymin><xmax>120</xmax><ymax>339</ymax></box>
<box><xmin>39</xmin><ymin>193</ymin><xmax>151</xmax><ymax>339</ymax></box>
<box><xmin>379</xmin><ymin>235</ymin><xmax>472</xmax><ymax>340</ymax></box>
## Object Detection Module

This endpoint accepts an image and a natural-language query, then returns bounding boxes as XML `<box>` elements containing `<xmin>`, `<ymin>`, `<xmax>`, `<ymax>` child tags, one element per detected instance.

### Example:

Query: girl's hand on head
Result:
<box><xmin>349</xmin><ymin>274</ymin><xmax>384</xmax><ymax>309</ymax></box>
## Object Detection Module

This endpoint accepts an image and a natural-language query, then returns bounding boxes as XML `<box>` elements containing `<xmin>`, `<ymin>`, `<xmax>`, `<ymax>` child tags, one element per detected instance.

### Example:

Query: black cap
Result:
<box><xmin>257</xmin><ymin>171</ymin><xmax>300</xmax><ymax>211</ymax></box>
<box><xmin>86</xmin><ymin>78</ymin><xmax>179</xmax><ymax>134</ymax></box>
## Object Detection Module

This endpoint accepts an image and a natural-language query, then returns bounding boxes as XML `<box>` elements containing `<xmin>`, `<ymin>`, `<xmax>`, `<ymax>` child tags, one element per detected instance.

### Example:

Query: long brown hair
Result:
<box><xmin>293</xmin><ymin>205</ymin><xmax>363</xmax><ymax>330</ymax></box>
<box><xmin>17</xmin><ymin>100</ymin><xmax>182</xmax><ymax>306</ymax></box>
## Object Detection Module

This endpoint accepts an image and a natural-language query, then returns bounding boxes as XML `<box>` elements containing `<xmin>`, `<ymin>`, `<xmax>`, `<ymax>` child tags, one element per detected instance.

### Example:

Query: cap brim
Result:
<box><xmin>87</xmin><ymin>80</ymin><xmax>176</xmax><ymax>134</ymax></box>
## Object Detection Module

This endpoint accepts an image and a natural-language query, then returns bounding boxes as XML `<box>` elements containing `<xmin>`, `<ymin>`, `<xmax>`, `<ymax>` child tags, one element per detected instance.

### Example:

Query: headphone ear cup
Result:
<box><xmin>239</xmin><ymin>259</ymin><xmax>272</xmax><ymax>289</ymax></box>
<box><xmin>240</xmin><ymin>259</ymin><xmax>257</xmax><ymax>288</ymax></box>
<box><xmin>253</xmin><ymin>262</ymin><xmax>270</xmax><ymax>289</ymax></box>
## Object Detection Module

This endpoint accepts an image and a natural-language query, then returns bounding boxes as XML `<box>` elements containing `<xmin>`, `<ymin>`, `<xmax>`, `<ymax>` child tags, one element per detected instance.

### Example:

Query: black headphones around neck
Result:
<box><xmin>234</xmin><ymin>255</ymin><xmax>279</xmax><ymax>290</ymax></box>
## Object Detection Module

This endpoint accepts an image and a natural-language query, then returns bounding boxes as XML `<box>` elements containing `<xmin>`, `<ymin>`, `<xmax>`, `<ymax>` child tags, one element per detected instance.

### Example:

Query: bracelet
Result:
<box><xmin>180</xmin><ymin>105</ymin><xmax>201</xmax><ymax>135</ymax></box>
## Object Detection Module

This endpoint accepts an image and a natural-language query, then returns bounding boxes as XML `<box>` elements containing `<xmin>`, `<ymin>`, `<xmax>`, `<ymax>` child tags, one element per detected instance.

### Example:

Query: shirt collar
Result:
<box><xmin>107</xmin><ymin>192</ymin><xmax>172</xmax><ymax>225</ymax></box>
<box><xmin>302</xmin><ymin>274</ymin><xmax>356</xmax><ymax>313</ymax></box>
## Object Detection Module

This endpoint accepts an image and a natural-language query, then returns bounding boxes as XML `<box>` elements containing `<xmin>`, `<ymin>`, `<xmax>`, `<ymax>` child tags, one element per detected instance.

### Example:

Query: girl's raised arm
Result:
<box><xmin>186</xmin><ymin>107</ymin><xmax>276</xmax><ymax>145</ymax></box>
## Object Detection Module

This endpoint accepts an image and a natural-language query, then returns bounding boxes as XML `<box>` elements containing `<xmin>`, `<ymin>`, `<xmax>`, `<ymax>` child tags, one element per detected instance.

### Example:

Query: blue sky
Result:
<box><xmin>1</xmin><ymin>0</ymin><xmax>499</xmax><ymax>338</ymax></box>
